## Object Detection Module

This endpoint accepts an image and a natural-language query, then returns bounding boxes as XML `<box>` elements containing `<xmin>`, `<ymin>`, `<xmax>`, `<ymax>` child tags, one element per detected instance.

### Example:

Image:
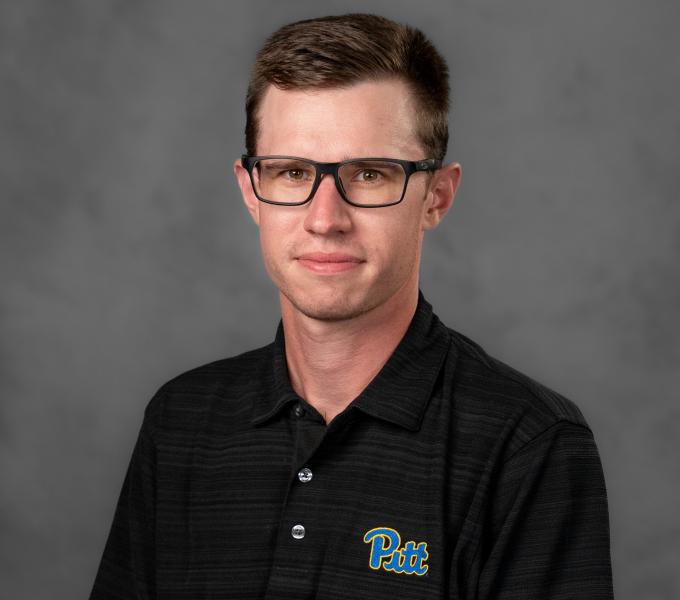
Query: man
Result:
<box><xmin>91</xmin><ymin>13</ymin><xmax>613</xmax><ymax>599</ymax></box>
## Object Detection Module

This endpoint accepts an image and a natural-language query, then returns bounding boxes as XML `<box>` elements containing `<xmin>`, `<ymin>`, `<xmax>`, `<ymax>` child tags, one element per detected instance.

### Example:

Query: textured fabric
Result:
<box><xmin>90</xmin><ymin>294</ymin><xmax>613</xmax><ymax>599</ymax></box>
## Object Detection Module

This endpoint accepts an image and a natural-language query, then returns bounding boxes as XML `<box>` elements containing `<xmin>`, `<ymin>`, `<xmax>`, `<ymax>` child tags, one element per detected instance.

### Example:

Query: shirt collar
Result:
<box><xmin>251</xmin><ymin>292</ymin><xmax>452</xmax><ymax>431</ymax></box>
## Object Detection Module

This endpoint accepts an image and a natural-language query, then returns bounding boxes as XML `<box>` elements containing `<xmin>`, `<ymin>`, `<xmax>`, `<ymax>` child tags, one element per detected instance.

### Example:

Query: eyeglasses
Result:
<box><xmin>241</xmin><ymin>155</ymin><xmax>442</xmax><ymax>208</ymax></box>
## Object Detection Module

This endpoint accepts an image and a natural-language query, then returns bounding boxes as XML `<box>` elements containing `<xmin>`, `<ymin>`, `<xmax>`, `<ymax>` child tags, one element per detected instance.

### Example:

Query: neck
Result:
<box><xmin>281</xmin><ymin>282</ymin><xmax>419</xmax><ymax>425</ymax></box>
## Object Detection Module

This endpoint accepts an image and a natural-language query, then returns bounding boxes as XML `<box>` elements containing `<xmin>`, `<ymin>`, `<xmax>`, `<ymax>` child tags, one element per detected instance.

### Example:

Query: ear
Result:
<box><xmin>422</xmin><ymin>162</ymin><xmax>461</xmax><ymax>231</ymax></box>
<box><xmin>234</xmin><ymin>159</ymin><xmax>261</xmax><ymax>226</ymax></box>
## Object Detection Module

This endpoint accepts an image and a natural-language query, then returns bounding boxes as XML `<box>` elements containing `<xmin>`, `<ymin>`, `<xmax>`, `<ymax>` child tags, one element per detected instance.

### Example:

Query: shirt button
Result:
<box><xmin>298</xmin><ymin>467</ymin><xmax>313</xmax><ymax>483</ymax></box>
<box><xmin>294</xmin><ymin>404</ymin><xmax>305</xmax><ymax>418</ymax></box>
<box><xmin>291</xmin><ymin>524</ymin><xmax>305</xmax><ymax>539</ymax></box>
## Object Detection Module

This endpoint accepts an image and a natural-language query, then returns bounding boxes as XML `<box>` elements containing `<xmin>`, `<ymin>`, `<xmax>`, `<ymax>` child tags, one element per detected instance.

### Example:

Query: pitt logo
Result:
<box><xmin>363</xmin><ymin>527</ymin><xmax>429</xmax><ymax>576</ymax></box>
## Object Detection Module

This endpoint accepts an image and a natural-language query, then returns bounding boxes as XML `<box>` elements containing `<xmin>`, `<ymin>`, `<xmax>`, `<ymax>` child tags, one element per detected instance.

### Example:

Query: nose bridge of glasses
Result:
<box><xmin>312</xmin><ymin>162</ymin><xmax>347</xmax><ymax>202</ymax></box>
<box><xmin>315</xmin><ymin>162</ymin><xmax>338</xmax><ymax>176</ymax></box>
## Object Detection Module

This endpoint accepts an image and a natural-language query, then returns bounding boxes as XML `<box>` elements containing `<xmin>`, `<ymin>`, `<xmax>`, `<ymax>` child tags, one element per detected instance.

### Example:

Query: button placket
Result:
<box><xmin>264</xmin><ymin>402</ymin><xmax>328</xmax><ymax>598</ymax></box>
<box><xmin>263</xmin><ymin>408</ymin><xmax>333</xmax><ymax>598</ymax></box>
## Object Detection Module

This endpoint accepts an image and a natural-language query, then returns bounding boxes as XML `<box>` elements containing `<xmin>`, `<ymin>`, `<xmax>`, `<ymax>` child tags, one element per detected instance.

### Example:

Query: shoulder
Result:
<box><xmin>444</xmin><ymin>326</ymin><xmax>591</xmax><ymax>460</ymax></box>
<box><xmin>142</xmin><ymin>342</ymin><xmax>274</xmax><ymax>434</ymax></box>
<box><xmin>158</xmin><ymin>343</ymin><xmax>273</xmax><ymax>396</ymax></box>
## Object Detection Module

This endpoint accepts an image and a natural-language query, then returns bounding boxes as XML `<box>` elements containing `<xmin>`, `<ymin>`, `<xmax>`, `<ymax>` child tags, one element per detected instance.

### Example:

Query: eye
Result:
<box><xmin>349</xmin><ymin>168</ymin><xmax>385</xmax><ymax>184</ymax></box>
<box><xmin>265</xmin><ymin>163</ymin><xmax>313</xmax><ymax>181</ymax></box>
<box><xmin>359</xmin><ymin>169</ymin><xmax>381</xmax><ymax>182</ymax></box>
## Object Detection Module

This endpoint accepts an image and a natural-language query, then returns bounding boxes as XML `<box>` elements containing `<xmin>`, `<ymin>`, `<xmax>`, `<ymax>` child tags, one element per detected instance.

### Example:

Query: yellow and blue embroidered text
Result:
<box><xmin>363</xmin><ymin>527</ymin><xmax>429</xmax><ymax>576</ymax></box>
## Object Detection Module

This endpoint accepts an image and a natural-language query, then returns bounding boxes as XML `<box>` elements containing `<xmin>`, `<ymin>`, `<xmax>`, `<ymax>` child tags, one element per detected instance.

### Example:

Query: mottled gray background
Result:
<box><xmin>1</xmin><ymin>1</ymin><xmax>678</xmax><ymax>598</ymax></box>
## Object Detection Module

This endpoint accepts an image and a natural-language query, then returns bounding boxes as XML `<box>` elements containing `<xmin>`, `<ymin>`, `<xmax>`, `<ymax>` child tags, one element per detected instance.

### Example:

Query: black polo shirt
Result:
<box><xmin>90</xmin><ymin>294</ymin><xmax>613</xmax><ymax>599</ymax></box>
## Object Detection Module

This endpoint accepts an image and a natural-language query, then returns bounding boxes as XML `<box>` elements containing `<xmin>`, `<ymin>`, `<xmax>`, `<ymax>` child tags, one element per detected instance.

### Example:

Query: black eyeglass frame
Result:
<box><xmin>241</xmin><ymin>155</ymin><xmax>442</xmax><ymax>208</ymax></box>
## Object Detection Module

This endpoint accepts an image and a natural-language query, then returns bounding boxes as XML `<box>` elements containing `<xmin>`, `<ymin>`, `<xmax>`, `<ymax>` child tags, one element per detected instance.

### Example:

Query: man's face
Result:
<box><xmin>235</xmin><ymin>78</ymin><xmax>458</xmax><ymax>322</ymax></box>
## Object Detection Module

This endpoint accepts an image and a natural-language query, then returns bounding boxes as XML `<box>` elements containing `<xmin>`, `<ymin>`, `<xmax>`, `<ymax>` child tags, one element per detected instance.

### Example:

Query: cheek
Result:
<box><xmin>365</xmin><ymin>212</ymin><xmax>423</xmax><ymax>272</ymax></box>
<box><xmin>394</xmin><ymin>201</ymin><xmax>426</xmax><ymax>245</ymax></box>
<box><xmin>256</xmin><ymin>213</ymin><xmax>293</xmax><ymax>275</ymax></box>
<box><xmin>258</xmin><ymin>210</ymin><xmax>296</xmax><ymax>250</ymax></box>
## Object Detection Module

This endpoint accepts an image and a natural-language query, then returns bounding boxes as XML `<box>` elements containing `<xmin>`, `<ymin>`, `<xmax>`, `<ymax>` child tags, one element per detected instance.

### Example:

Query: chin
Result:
<box><xmin>283</xmin><ymin>288</ymin><xmax>377</xmax><ymax>323</ymax></box>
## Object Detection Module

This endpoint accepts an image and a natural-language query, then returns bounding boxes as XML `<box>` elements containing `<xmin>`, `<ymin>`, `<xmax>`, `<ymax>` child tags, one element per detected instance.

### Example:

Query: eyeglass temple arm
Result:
<box><xmin>415</xmin><ymin>159</ymin><xmax>442</xmax><ymax>171</ymax></box>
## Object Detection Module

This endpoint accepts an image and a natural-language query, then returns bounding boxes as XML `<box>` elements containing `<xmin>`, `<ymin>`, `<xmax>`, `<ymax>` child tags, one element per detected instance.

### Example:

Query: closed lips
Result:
<box><xmin>297</xmin><ymin>253</ymin><xmax>364</xmax><ymax>263</ymax></box>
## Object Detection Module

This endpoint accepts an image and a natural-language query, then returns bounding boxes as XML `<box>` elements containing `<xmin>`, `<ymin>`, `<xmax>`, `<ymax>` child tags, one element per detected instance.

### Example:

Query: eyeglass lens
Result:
<box><xmin>253</xmin><ymin>158</ymin><xmax>407</xmax><ymax>206</ymax></box>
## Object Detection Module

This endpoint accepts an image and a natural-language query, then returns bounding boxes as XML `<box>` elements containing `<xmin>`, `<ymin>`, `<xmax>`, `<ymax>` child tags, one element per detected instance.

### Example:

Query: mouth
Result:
<box><xmin>296</xmin><ymin>252</ymin><xmax>365</xmax><ymax>274</ymax></box>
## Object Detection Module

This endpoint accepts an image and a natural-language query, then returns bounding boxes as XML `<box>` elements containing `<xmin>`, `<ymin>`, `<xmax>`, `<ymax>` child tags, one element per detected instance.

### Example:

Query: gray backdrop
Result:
<box><xmin>2</xmin><ymin>1</ymin><xmax>679</xmax><ymax>598</ymax></box>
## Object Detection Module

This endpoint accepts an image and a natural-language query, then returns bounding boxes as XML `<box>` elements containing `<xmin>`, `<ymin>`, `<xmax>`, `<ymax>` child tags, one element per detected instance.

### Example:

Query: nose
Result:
<box><xmin>303</xmin><ymin>174</ymin><xmax>353</xmax><ymax>235</ymax></box>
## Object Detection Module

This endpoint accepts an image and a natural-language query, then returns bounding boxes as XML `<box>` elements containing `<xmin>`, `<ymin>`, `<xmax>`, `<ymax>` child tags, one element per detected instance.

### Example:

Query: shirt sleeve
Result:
<box><xmin>474</xmin><ymin>422</ymin><xmax>614</xmax><ymax>600</ymax></box>
<box><xmin>89</xmin><ymin>405</ymin><xmax>158</xmax><ymax>599</ymax></box>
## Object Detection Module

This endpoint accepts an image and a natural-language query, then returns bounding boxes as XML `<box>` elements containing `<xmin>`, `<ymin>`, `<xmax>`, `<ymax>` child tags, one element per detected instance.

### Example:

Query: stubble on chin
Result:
<box><xmin>279</xmin><ymin>285</ymin><xmax>377</xmax><ymax>323</ymax></box>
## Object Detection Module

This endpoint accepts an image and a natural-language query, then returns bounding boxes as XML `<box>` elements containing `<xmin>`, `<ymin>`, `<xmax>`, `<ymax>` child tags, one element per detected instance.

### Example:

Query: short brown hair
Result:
<box><xmin>245</xmin><ymin>14</ymin><xmax>450</xmax><ymax>160</ymax></box>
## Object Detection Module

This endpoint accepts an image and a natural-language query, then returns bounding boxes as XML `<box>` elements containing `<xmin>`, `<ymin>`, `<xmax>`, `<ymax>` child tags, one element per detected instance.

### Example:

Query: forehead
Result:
<box><xmin>256</xmin><ymin>79</ymin><xmax>423</xmax><ymax>160</ymax></box>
